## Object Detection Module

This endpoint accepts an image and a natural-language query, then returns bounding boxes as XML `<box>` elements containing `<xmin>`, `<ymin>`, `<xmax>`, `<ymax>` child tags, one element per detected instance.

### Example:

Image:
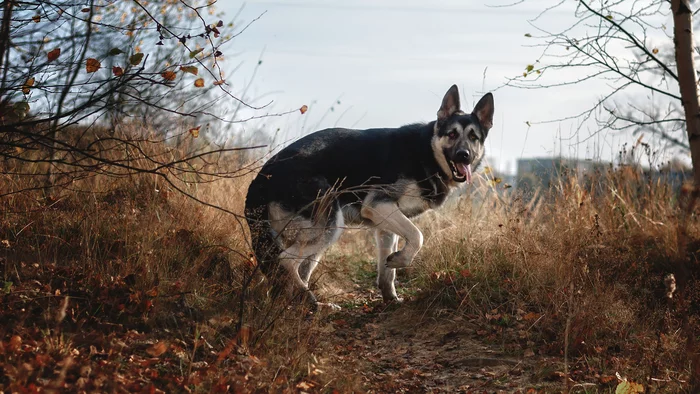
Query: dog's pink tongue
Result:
<box><xmin>457</xmin><ymin>163</ymin><xmax>472</xmax><ymax>184</ymax></box>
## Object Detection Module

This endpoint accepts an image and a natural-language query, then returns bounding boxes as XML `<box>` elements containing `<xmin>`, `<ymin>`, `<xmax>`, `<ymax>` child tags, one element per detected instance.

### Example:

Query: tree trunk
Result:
<box><xmin>673</xmin><ymin>0</ymin><xmax>700</xmax><ymax>186</ymax></box>
<box><xmin>0</xmin><ymin>0</ymin><xmax>14</xmax><ymax>88</ymax></box>
<box><xmin>672</xmin><ymin>1</ymin><xmax>700</xmax><ymax>390</ymax></box>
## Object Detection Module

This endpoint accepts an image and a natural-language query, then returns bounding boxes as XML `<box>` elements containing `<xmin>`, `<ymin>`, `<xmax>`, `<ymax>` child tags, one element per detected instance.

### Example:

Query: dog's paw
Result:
<box><xmin>386</xmin><ymin>251</ymin><xmax>411</xmax><ymax>269</ymax></box>
<box><xmin>383</xmin><ymin>295</ymin><xmax>404</xmax><ymax>304</ymax></box>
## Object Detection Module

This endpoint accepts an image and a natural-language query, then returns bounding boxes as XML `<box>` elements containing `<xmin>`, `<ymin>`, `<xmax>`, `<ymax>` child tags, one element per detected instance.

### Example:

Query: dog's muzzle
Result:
<box><xmin>448</xmin><ymin>150</ymin><xmax>473</xmax><ymax>183</ymax></box>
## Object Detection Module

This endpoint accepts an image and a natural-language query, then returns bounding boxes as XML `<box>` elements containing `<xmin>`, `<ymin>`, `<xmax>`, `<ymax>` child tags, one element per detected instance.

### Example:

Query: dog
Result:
<box><xmin>244</xmin><ymin>85</ymin><xmax>494</xmax><ymax>307</ymax></box>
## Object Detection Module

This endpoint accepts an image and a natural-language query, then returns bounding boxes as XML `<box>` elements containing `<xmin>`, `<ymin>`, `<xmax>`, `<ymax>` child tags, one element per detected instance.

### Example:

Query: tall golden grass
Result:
<box><xmin>1</xmin><ymin>124</ymin><xmax>698</xmax><ymax>391</ymax></box>
<box><xmin>410</xmin><ymin>164</ymin><xmax>697</xmax><ymax>389</ymax></box>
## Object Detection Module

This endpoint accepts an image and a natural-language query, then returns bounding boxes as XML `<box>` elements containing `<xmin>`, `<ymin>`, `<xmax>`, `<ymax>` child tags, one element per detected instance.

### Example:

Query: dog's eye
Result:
<box><xmin>448</xmin><ymin>131</ymin><xmax>458</xmax><ymax>139</ymax></box>
<box><xmin>469</xmin><ymin>133</ymin><xmax>478</xmax><ymax>142</ymax></box>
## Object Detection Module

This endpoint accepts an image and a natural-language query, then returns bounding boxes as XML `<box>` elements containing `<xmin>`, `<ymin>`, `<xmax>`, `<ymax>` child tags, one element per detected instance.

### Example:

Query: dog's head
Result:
<box><xmin>431</xmin><ymin>85</ymin><xmax>494</xmax><ymax>184</ymax></box>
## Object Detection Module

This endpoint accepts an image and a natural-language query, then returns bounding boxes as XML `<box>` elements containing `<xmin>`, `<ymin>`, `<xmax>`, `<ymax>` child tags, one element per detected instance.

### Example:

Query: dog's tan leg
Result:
<box><xmin>279</xmin><ymin>243</ymin><xmax>328</xmax><ymax>305</ymax></box>
<box><xmin>299</xmin><ymin>255</ymin><xmax>319</xmax><ymax>287</ymax></box>
<box><xmin>279</xmin><ymin>245</ymin><xmax>312</xmax><ymax>295</ymax></box>
<box><xmin>391</xmin><ymin>234</ymin><xmax>399</xmax><ymax>254</ymax></box>
<box><xmin>278</xmin><ymin>208</ymin><xmax>344</xmax><ymax>307</ymax></box>
<box><xmin>361</xmin><ymin>202</ymin><xmax>424</xmax><ymax>269</ymax></box>
<box><xmin>375</xmin><ymin>230</ymin><xmax>401</xmax><ymax>301</ymax></box>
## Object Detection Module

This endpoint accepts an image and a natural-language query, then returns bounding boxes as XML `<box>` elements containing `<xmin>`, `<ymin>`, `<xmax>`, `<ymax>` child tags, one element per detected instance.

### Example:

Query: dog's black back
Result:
<box><xmin>246</xmin><ymin>123</ymin><xmax>451</xmax><ymax>219</ymax></box>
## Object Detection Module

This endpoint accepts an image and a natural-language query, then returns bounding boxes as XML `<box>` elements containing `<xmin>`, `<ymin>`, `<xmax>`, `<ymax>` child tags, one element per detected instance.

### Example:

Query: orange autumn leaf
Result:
<box><xmin>213</xmin><ymin>79</ymin><xmax>225</xmax><ymax>86</ymax></box>
<box><xmin>145</xmin><ymin>287</ymin><xmax>158</xmax><ymax>297</ymax></box>
<box><xmin>22</xmin><ymin>77</ymin><xmax>35</xmax><ymax>94</ymax></box>
<box><xmin>112</xmin><ymin>66</ymin><xmax>124</xmax><ymax>77</ymax></box>
<box><xmin>145</xmin><ymin>341</ymin><xmax>168</xmax><ymax>357</ymax></box>
<box><xmin>189</xmin><ymin>126</ymin><xmax>201</xmax><ymax>138</ymax></box>
<box><xmin>179</xmin><ymin>65</ymin><xmax>198</xmax><ymax>75</ymax></box>
<box><xmin>193</xmin><ymin>78</ymin><xmax>204</xmax><ymax>88</ymax></box>
<box><xmin>47</xmin><ymin>48</ymin><xmax>60</xmax><ymax>62</ymax></box>
<box><xmin>85</xmin><ymin>58</ymin><xmax>101</xmax><ymax>73</ymax></box>
<box><xmin>216</xmin><ymin>339</ymin><xmax>237</xmax><ymax>364</ymax></box>
<box><xmin>8</xmin><ymin>335</ymin><xmax>21</xmax><ymax>352</ymax></box>
<box><xmin>161</xmin><ymin>70</ymin><xmax>177</xmax><ymax>81</ymax></box>
<box><xmin>296</xmin><ymin>381</ymin><xmax>315</xmax><ymax>390</ymax></box>
<box><xmin>522</xmin><ymin>312</ymin><xmax>542</xmax><ymax>321</ymax></box>
<box><xmin>32</xmin><ymin>15</ymin><xmax>41</xmax><ymax>23</ymax></box>
<box><xmin>300</xmin><ymin>105</ymin><xmax>308</xmax><ymax>114</ymax></box>
<box><xmin>599</xmin><ymin>375</ymin><xmax>616</xmax><ymax>384</ymax></box>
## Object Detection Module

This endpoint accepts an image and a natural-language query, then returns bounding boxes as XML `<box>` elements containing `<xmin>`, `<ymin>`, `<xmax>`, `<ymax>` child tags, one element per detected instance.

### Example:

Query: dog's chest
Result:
<box><xmin>397</xmin><ymin>181</ymin><xmax>448</xmax><ymax>218</ymax></box>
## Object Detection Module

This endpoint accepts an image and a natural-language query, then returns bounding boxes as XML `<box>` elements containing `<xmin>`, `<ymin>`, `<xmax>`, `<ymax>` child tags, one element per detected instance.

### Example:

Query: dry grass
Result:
<box><xmin>2</xmin><ymin>126</ymin><xmax>251</xmax><ymax>304</ymax></box>
<box><xmin>1</xmin><ymin>125</ymin><xmax>699</xmax><ymax>392</ymax></box>
<box><xmin>410</xmin><ymin>166</ymin><xmax>698</xmax><ymax>390</ymax></box>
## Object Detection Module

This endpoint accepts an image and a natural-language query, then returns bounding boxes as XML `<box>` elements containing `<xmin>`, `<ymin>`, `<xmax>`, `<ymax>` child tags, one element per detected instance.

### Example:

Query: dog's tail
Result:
<box><xmin>244</xmin><ymin>188</ymin><xmax>284</xmax><ymax>282</ymax></box>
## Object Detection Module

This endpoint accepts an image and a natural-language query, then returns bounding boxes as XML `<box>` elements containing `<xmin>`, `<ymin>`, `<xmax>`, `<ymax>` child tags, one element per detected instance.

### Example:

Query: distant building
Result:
<box><xmin>514</xmin><ymin>156</ymin><xmax>690</xmax><ymax>197</ymax></box>
<box><xmin>516</xmin><ymin>157</ymin><xmax>607</xmax><ymax>193</ymax></box>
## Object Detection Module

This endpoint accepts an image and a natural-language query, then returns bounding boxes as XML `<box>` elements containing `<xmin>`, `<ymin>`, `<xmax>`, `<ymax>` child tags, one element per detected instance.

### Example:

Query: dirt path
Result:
<box><xmin>323</xmin><ymin>308</ymin><xmax>544</xmax><ymax>392</ymax></box>
<box><xmin>311</xmin><ymin>255</ymin><xmax>564</xmax><ymax>393</ymax></box>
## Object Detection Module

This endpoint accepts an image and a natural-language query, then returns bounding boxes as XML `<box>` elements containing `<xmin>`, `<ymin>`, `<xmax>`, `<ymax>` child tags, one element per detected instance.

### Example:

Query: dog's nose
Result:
<box><xmin>455</xmin><ymin>150</ymin><xmax>471</xmax><ymax>163</ymax></box>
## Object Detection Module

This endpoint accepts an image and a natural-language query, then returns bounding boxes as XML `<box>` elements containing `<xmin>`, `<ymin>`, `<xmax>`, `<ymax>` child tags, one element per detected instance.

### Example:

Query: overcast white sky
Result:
<box><xmin>218</xmin><ymin>0</ymin><xmax>680</xmax><ymax>174</ymax></box>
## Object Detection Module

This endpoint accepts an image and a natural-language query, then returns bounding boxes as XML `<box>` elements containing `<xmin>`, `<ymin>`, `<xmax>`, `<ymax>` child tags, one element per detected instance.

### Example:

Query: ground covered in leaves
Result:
<box><xmin>0</xmin><ymin>251</ymin><xmax>655</xmax><ymax>393</ymax></box>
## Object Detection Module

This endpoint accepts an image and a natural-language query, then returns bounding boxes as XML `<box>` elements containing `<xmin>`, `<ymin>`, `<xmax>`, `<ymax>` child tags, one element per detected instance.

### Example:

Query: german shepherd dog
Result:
<box><xmin>245</xmin><ymin>85</ymin><xmax>494</xmax><ymax>307</ymax></box>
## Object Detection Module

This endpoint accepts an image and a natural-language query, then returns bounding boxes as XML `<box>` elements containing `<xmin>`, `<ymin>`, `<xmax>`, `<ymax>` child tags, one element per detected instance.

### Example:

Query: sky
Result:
<box><xmin>217</xmin><ymin>0</ymin><xmax>681</xmax><ymax>174</ymax></box>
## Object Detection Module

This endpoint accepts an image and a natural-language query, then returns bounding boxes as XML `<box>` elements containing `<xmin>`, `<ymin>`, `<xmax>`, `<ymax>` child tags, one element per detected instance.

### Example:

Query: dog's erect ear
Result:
<box><xmin>472</xmin><ymin>92</ymin><xmax>494</xmax><ymax>132</ymax></box>
<box><xmin>437</xmin><ymin>85</ymin><xmax>461</xmax><ymax>123</ymax></box>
